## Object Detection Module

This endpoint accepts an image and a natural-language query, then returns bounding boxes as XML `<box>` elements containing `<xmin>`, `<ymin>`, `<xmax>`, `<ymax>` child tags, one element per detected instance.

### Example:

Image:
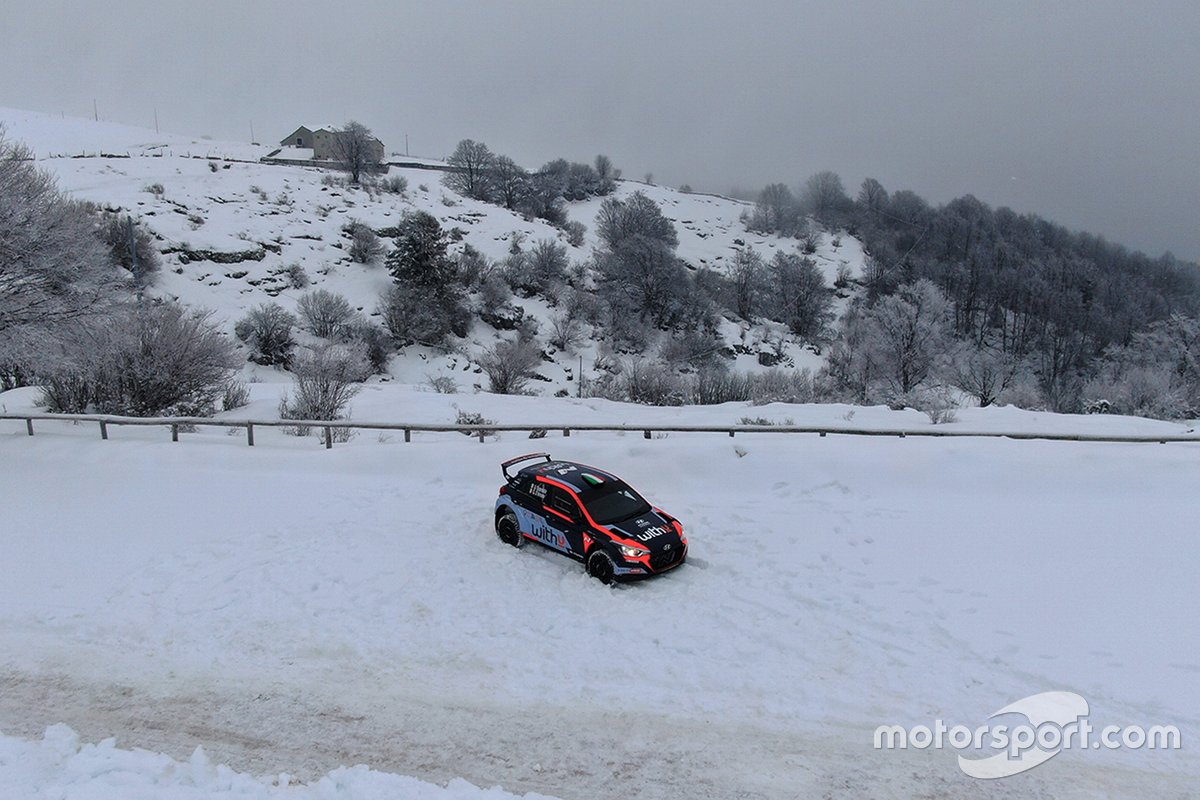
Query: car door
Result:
<box><xmin>543</xmin><ymin>486</ymin><xmax>586</xmax><ymax>557</ymax></box>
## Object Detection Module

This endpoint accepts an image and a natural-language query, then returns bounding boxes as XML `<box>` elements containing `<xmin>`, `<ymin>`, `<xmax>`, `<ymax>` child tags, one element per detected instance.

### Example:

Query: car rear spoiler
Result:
<box><xmin>501</xmin><ymin>452</ymin><xmax>552</xmax><ymax>481</ymax></box>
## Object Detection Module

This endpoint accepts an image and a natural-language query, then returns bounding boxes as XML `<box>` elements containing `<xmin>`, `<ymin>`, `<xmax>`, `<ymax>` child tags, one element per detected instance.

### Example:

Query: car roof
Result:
<box><xmin>517</xmin><ymin>460</ymin><xmax>622</xmax><ymax>492</ymax></box>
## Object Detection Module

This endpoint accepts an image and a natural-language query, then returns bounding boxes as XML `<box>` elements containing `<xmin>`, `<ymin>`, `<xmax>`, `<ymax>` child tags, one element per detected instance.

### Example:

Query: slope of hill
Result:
<box><xmin>0</xmin><ymin>107</ymin><xmax>865</xmax><ymax>395</ymax></box>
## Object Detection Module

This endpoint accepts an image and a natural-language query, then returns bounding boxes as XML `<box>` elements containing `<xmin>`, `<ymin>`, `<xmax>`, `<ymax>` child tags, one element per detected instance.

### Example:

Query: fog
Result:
<box><xmin>2</xmin><ymin>0</ymin><xmax>1197</xmax><ymax>259</ymax></box>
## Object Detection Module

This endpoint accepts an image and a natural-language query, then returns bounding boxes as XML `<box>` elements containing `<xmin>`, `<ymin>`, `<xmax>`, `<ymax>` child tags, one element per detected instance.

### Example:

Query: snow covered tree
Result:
<box><xmin>334</xmin><ymin>120</ymin><xmax>381</xmax><ymax>185</ymax></box>
<box><xmin>0</xmin><ymin>131</ymin><xmax>116</xmax><ymax>336</ymax></box>
<box><xmin>98</xmin><ymin>213</ymin><xmax>160</xmax><ymax>286</ymax></box>
<box><xmin>280</xmin><ymin>343</ymin><xmax>370</xmax><ymax>422</ymax></box>
<box><xmin>235</xmin><ymin>303</ymin><xmax>296</xmax><ymax>366</ymax></box>
<box><xmin>297</xmin><ymin>289</ymin><xmax>355</xmax><ymax>339</ymax></box>
<box><xmin>386</xmin><ymin>211</ymin><xmax>455</xmax><ymax>288</ymax></box>
<box><xmin>381</xmin><ymin>212</ymin><xmax>468</xmax><ymax>345</ymax></box>
<box><xmin>37</xmin><ymin>302</ymin><xmax>237</xmax><ymax>416</ymax></box>
<box><xmin>825</xmin><ymin>280</ymin><xmax>952</xmax><ymax>403</ymax></box>
<box><xmin>347</xmin><ymin>221</ymin><xmax>382</xmax><ymax>264</ymax></box>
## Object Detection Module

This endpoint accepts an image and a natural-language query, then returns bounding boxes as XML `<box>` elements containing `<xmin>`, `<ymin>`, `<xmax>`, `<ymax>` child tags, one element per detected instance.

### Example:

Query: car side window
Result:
<box><xmin>545</xmin><ymin>488</ymin><xmax>581</xmax><ymax>523</ymax></box>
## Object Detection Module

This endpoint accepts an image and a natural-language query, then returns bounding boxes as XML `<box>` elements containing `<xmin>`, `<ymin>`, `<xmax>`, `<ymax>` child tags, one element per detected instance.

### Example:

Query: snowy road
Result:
<box><xmin>3</xmin><ymin>415</ymin><xmax>1199</xmax><ymax>797</ymax></box>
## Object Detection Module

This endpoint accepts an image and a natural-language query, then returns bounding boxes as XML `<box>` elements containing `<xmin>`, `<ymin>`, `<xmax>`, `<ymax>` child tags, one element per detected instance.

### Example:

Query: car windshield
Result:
<box><xmin>581</xmin><ymin>481</ymin><xmax>651</xmax><ymax>525</ymax></box>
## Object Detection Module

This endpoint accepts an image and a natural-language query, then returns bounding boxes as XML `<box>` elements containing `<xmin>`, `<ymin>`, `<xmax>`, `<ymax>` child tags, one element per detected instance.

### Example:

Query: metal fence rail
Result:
<box><xmin>3</xmin><ymin>413</ymin><xmax>1197</xmax><ymax>449</ymax></box>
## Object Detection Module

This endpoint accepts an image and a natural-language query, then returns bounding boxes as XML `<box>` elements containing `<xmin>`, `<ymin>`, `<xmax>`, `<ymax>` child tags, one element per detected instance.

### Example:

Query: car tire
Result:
<box><xmin>496</xmin><ymin>511</ymin><xmax>524</xmax><ymax>548</ymax></box>
<box><xmin>586</xmin><ymin>549</ymin><xmax>616</xmax><ymax>585</ymax></box>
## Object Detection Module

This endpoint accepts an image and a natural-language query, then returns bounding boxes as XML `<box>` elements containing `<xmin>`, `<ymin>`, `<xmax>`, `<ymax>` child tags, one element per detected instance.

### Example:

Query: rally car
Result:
<box><xmin>494</xmin><ymin>453</ymin><xmax>688</xmax><ymax>584</ymax></box>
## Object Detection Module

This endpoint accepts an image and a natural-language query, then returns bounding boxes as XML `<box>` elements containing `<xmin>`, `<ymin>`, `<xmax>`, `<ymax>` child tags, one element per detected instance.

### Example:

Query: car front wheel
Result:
<box><xmin>496</xmin><ymin>511</ymin><xmax>524</xmax><ymax>548</ymax></box>
<box><xmin>586</xmin><ymin>549</ymin><xmax>616</xmax><ymax>585</ymax></box>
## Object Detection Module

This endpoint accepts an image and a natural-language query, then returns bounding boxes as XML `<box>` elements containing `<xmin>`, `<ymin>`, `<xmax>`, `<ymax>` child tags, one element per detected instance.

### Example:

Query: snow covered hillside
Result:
<box><xmin>2</xmin><ymin>390</ymin><xmax>1199</xmax><ymax>797</ymax></box>
<box><xmin>0</xmin><ymin>107</ymin><xmax>865</xmax><ymax>393</ymax></box>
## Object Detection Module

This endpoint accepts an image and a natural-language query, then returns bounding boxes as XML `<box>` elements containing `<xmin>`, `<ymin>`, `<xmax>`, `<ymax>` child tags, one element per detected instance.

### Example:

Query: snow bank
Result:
<box><xmin>0</xmin><ymin>725</ymin><xmax>558</xmax><ymax>799</ymax></box>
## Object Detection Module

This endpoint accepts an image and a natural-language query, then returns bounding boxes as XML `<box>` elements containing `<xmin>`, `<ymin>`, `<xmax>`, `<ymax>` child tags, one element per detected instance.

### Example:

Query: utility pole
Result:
<box><xmin>578</xmin><ymin>355</ymin><xmax>583</xmax><ymax>398</ymax></box>
<box><xmin>93</xmin><ymin>99</ymin><xmax>98</xmax><ymax>121</ymax></box>
<box><xmin>154</xmin><ymin>108</ymin><xmax>159</xmax><ymax>134</ymax></box>
<box><xmin>405</xmin><ymin>134</ymin><xmax>409</xmax><ymax>157</ymax></box>
<box><xmin>250</xmin><ymin>120</ymin><xmax>255</xmax><ymax>143</ymax></box>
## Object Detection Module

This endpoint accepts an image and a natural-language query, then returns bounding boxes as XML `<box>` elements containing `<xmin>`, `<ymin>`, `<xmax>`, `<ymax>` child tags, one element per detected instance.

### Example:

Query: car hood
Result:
<box><xmin>606</xmin><ymin>510</ymin><xmax>681</xmax><ymax>551</ymax></box>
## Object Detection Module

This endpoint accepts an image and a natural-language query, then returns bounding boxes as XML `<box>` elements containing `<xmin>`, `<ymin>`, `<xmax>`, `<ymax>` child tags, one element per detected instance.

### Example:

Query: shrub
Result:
<box><xmin>222</xmin><ymin>380</ymin><xmax>250</xmax><ymax>411</ymax></box>
<box><xmin>548</xmin><ymin>310</ymin><xmax>584</xmax><ymax>351</ymax></box>
<box><xmin>279</xmin><ymin>343</ymin><xmax>369</xmax><ymax>424</ymax></box>
<box><xmin>37</xmin><ymin>303</ymin><xmax>237</xmax><ymax>416</ymax></box>
<box><xmin>456</xmin><ymin>244</ymin><xmax>492</xmax><ymax>288</ymax></box>
<box><xmin>563</xmin><ymin>220</ymin><xmax>587</xmax><ymax>248</ymax></box>
<box><xmin>690</xmin><ymin>367</ymin><xmax>752</xmax><ymax>405</ymax></box>
<box><xmin>347</xmin><ymin>222</ymin><xmax>383</xmax><ymax>264</ymax></box>
<box><xmin>425</xmin><ymin>374</ymin><xmax>458</xmax><ymax>394</ymax></box>
<box><xmin>618</xmin><ymin>360</ymin><xmax>685</xmax><ymax>405</ymax></box>
<box><xmin>748</xmin><ymin>368</ymin><xmax>823</xmax><ymax>405</ymax></box>
<box><xmin>660</xmin><ymin>330</ymin><xmax>722</xmax><ymax>369</ymax></box>
<box><xmin>235</xmin><ymin>303</ymin><xmax>297</xmax><ymax>366</ymax></box>
<box><xmin>98</xmin><ymin>214</ymin><xmax>160</xmax><ymax>285</ymax></box>
<box><xmin>345</xmin><ymin>318</ymin><xmax>391</xmax><ymax>373</ymax></box>
<box><xmin>297</xmin><ymin>289</ymin><xmax>355</xmax><ymax>338</ymax></box>
<box><xmin>479</xmin><ymin>339</ymin><xmax>543</xmax><ymax>394</ymax></box>
<box><xmin>282</xmin><ymin>262</ymin><xmax>309</xmax><ymax>289</ymax></box>
<box><xmin>378</xmin><ymin>175</ymin><xmax>407</xmax><ymax>194</ymax></box>
<box><xmin>380</xmin><ymin>282</ymin><xmax>469</xmax><ymax>345</ymax></box>
<box><xmin>455</xmin><ymin>409</ymin><xmax>497</xmax><ymax>437</ymax></box>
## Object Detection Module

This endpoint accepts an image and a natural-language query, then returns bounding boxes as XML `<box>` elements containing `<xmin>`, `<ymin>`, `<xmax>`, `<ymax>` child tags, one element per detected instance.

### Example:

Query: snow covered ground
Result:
<box><xmin>2</xmin><ymin>385</ymin><xmax>1198</xmax><ymax>797</ymax></box>
<box><xmin>0</xmin><ymin>107</ymin><xmax>864</xmax><ymax>390</ymax></box>
<box><xmin>3</xmin><ymin>106</ymin><xmax>1198</xmax><ymax>797</ymax></box>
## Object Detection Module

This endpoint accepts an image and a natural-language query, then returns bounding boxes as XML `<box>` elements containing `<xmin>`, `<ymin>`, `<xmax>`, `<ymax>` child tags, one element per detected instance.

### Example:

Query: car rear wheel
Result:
<box><xmin>496</xmin><ymin>511</ymin><xmax>524</xmax><ymax>548</ymax></box>
<box><xmin>586</xmin><ymin>550</ymin><xmax>616</xmax><ymax>585</ymax></box>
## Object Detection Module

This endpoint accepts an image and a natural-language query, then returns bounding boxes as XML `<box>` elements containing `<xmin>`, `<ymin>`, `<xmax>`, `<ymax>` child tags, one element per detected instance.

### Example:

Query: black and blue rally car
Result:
<box><xmin>494</xmin><ymin>453</ymin><xmax>688</xmax><ymax>584</ymax></box>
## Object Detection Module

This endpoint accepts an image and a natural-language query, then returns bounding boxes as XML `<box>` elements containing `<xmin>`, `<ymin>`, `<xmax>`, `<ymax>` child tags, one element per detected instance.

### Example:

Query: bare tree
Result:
<box><xmin>490</xmin><ymin>155</ymin><xmax>529</xmax><ymax>210</ymax></box>
<box><xmin>770</xmin><ymin>252</ymin><xmax>834</xmax><ymax>340</ymax></box>
<box><xmin>280</xmin><ymin>343</ymin><xmax>370</xmax><ymax>422</ymax></box>
<box><xmin>857</xmin><ymin>178</ymin><xmax>889</xmax><ymax>214</ymax></box>
<box><xmin>479</xmin><ymin>339</ymin><xmax>543</xmax><ymax>394</ymax></box>
<box><xmin>333</xmin><ymin>120</ymin><xmax>381</xmax><ymax>184</ymax></box>
<box><xmin>0</xmin><ymin>131</ymin><xmax>115</xmax><ymax>335</ymax></box>
<box><xmin>751</xmin><ymin>183</ymin><xmax>798</xmax><ymax>233</ymax></box>
<box><xmin>444</xmin><ymin>139</ymin><xmax>496</xmax><ymax>200</ymax></box>
<box><xmin>952</xmin><ymin>340</ymin><xmax>1020</xmax><ymax>407</ymax></box>
<box><xmin>729</xmin><ymin>247</ymin><xmax>767</xmax><ymax>319</ymax></box>
<box><xmin>800</xmin><ymin>170</ymin><xmax>851</xmax><ymax>221</ymax></box>
<box><xmin>297</xmin><ymin>289</ymin><xmax>355</xmax><ymax>338</ymax></box>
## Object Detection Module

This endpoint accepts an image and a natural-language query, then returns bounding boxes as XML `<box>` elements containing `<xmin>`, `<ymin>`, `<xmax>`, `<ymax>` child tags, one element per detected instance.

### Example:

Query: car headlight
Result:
<box><xmin>619</xmin><ymin>544</ymin><xmax>649</xmax><ymax>560</ymax></box>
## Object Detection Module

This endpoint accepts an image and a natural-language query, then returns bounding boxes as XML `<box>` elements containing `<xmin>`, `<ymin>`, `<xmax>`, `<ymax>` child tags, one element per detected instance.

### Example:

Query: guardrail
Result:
<box><xmin>3</xmin><ymin>413</ymin><xmax>1198</xmax><ymax>449</ymax></box>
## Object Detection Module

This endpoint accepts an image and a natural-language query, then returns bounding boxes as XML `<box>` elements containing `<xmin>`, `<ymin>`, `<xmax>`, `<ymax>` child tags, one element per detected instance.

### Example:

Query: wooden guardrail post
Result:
<box><xmin>99</xmin><ymin>420</ymin><xmax>108</xmax><ymax>440</ymax></box>
<box><xmin>25</xmin><ymin>418</ymin><xmax>34</xmax><ymax>436</ymax></box>
<box><xmin>643</xmin><ymin>430</ymin><xmax>651</xmax><ymax>439</ymax></box>
<box><xmin>404</xmin><ymin>428</ymin><xmax>411</xmax><ymax>442</ymax></box>
<box><xmin>246</xmin><ymin>423</ymin><xmax>254</xmax><ymax>447</ymax></box>
<box><xmin>171</xmin><ymin>423</ymin><xmax>179</xmax><ymax>442</ymax></box>
<box><xmin>563</xmin><ymin>428</ymin><xmax>571</xmax><ymax>437</ymax></box>
<box><xmin>323</xmin><ymin>426</ymin><xmax>333</xmax><ymax>449</ymax></box>
<box><xmin>477</xmin><ymin>428</ymin><xmax>485</xmax><ymax>443</ymax></box>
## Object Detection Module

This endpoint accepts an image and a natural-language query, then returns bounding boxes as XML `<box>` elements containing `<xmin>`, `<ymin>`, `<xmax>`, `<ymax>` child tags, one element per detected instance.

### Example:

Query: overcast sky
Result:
<box><xmin>2</xmin><ymin>0</ymin><xmax>1197</xmax><ymax>259</ymax></box>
